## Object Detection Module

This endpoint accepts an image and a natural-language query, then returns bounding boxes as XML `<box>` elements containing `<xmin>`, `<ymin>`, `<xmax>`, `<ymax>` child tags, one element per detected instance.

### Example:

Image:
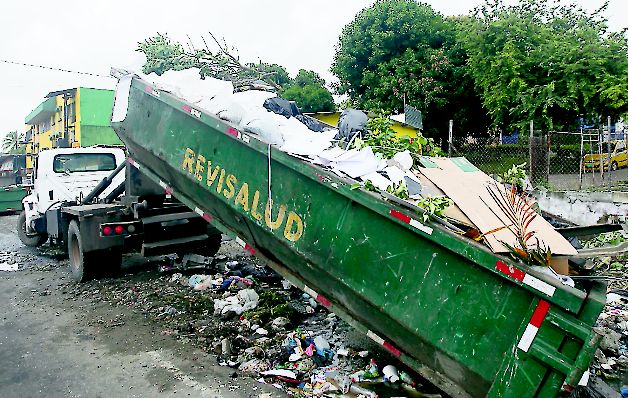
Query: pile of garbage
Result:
<box><xmin>137</xmin><ymin>69</ymin><xmax>580</xmax><ymax>277</ymax></box>
<box><xmin>63</xmin><ymin>241</ymin><xmax>442</xmax><ymax>397</ymax></box>
<box><xmin>587</xmin><ymin>291</ymin><xmax>628</xmax><ymax>390</ymax></box>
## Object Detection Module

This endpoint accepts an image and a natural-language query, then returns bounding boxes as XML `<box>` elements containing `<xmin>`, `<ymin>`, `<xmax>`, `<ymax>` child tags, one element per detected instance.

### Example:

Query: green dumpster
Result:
<box><xmin>111</xmin><ymin>75</ymin><xmax>605</xmax><ymax>398</ymax></box>
<box><xmin>0</xmin><ymin>186</ymin><xmax>26</xmax><ymax>213</ymax></box>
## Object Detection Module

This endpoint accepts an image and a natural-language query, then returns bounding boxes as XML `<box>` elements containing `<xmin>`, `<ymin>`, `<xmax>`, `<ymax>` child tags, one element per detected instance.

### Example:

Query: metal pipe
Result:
<box><xmin>81</xmin><ymin>159</ymin><xmax>126</xmax><ymax>204</ymax></box>
<box><xmin>104</xmin><ymin>181</ymin><xmax>125</xmax><ymax>203</ymax></box>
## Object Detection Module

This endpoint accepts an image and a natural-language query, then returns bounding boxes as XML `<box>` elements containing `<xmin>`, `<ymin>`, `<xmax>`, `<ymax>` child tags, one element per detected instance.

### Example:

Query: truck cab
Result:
<box><xmin>18</xmin><ymin>147</ymin><xmax>221</xmax><ymax>282</ymax></box>
<box><xmin>21</xmin><ymin>147</ymin><xmax>126</xmax><ymax>242</ymax></box>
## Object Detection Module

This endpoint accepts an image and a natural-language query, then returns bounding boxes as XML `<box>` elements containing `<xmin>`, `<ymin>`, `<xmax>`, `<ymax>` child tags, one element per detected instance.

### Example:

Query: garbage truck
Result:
<box><xmin>109</xmin><ymin>72</ymin><xmax>605</xmax><ymax>398</ymax></box>
<box><xmin>18</xmin><ymin>146</ymin><xmax>221</xmax><ymax>281</ymax></box>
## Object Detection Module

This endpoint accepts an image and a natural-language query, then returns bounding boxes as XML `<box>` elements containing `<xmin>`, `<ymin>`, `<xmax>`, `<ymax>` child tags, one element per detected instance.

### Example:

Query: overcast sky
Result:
<box><xmin>0</xmin><ymin>0</ymin><xmax>625</xmax><ymax>142</ymax></box>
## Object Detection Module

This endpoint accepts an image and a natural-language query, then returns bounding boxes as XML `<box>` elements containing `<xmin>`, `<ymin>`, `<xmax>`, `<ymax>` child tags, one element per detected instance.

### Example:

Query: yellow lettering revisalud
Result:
<box><xmin>181</xmin><ymin>148</ymin><xmax>304</xmax><ymax>242</ymax></box>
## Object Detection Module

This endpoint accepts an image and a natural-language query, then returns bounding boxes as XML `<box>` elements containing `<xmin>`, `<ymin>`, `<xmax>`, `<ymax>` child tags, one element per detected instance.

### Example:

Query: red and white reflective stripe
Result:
<box><xmin>193</xmin><ymin>207</ymin><xmax>213</xmax><ymax>222</ymax></box>
<box><xmin>517</xmin><ymin>300</ymin><xmax>550</xmax><ymax>352</ymax></box>
<box><xmin>181</xmin><ymin>104</ymin><xmax>202</xmax><ymax>118</ymax></box>
<box><xmin>302</xmin><ymin>285</ymin><xmax>332</xmax><ymax>308</ymax></box>
<box><xmin>158</xmin><ymin>180</ymin><xmax>174</xmax><ymax>195</ymax></box>
<box><xmin>127</xmin><ymin>157</ymin><xmax>140</xmax><ymax>169</ymax></box>
<box><xmin>226</xmin><ymin>127</ymin><xmax>250</xmax><ymax>144</ymax></box>
<box><xmin>496</xmin><ymin>260</ymin><xmax>556</xmax><ymax>297</ymax></box>
<box><xmin>388</xmin><ymin>209</ymin><xmax>433</xmax><ymax>235</ymax></box>
<box><xmin>144</xmin><ymin>85</ymin><xmax>160</xmax><ymax>97</ymax></box>
<box><xmin>366</xmin><ymin>330</ymin><xmax>401</xmax><ymax>358</ymax></box>
<box><xmin>234</xmin><ymin>236</ymin><xmax>256</xmax><ymax>255</ymax></box>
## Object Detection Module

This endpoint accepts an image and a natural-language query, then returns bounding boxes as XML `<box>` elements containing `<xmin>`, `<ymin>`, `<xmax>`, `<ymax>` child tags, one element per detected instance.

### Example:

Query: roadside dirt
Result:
<box><xmin>0</xmin><ymin>213</ymin><xmax>439</xmax><ymax>398</ymax></box>
<box><xmin>0</xmin><ymin>213</ymin><xmax>277</xmax><ymax>398</ymax></box>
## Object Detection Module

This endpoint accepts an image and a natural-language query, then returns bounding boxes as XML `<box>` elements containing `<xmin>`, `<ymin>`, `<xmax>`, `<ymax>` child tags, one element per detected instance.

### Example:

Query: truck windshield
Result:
<box><xmin>53</xmin><ymin>153</ymin><xmax>117</xmax><ymax>173</ymax></box>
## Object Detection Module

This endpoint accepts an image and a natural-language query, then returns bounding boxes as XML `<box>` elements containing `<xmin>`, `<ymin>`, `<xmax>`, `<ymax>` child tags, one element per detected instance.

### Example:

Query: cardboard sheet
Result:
<box><xmin>418</xmin><ymin>157</ymin><xmax>577</xmax><ymax>255</ymax></box>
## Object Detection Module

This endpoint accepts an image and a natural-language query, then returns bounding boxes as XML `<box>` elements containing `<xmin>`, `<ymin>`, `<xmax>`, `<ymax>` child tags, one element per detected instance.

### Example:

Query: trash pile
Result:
<box><xmin>63</xmin><ymin>240</ymin><xmax>443</xmax><ymax>397</ymax></box>
<box><xmin>573</xmin><ymin>290</ymin><xmax>628</xmax><ymax>397</ymax></box>
<box><xmin>136</xmin><ymin>69</ymin><xmax>579</xmax><ymax>276</ymax></box>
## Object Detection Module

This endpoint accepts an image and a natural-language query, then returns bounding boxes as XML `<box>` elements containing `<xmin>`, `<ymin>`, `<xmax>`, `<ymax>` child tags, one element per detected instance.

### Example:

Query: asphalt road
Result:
<box><xmin>0</xmin><ymin>213</ymin><xmax>269</xmax><ymax>398</ymax></box>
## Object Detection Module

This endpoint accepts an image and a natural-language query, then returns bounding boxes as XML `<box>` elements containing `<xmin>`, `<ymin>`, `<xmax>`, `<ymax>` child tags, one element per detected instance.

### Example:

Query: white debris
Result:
<box><xmin>0</xmin><ymin>262</ymin><xmax>18</xmax><ymax>272</ymax></box>
<box><xmin>213</xmin><ymin>288</ymin><xmax>259</xmax><ymax>315</ymax></box>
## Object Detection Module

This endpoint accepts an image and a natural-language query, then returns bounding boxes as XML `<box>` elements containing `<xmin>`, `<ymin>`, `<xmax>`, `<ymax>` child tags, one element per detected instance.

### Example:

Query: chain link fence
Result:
<box><xmin>449</xmin><ymin>129</ymin><xmax>628</xmax><ymax>191</ymax></box>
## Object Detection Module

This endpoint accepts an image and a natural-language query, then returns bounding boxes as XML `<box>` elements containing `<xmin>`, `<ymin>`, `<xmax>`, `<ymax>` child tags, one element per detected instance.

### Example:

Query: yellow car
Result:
<box><xmin>582</xmin><ymin>140</ymin><xmax>628</xmax><ymax>171</ymax></box>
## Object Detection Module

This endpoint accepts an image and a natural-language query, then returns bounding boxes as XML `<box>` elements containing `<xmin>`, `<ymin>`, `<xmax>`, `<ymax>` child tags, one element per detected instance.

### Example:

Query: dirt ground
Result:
<box><xmin>0</xmin><ymin>213</ymin><xmax>279</xmax><ymax>398</ymax></box>
<box><xmin>0</xmin><ymin>213</ymin><xmax>431</xmax><ymax>398</ymax></box>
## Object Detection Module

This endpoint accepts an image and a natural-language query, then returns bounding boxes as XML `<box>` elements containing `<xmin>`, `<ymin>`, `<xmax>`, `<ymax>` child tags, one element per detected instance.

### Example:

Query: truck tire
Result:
<box><xmin>67</xmin><ymin>220</ymin><xmax>98</xmax><ymax>282</ymax></box>
<box><xmin>67</xmin><ymin>220</ymin><xmax>123</xmax><ymax>282</ymax></box>
<box><xmin>17</xmin><ymin>211</ymin><xmax>48</xmax><ymax>247</ymax></box>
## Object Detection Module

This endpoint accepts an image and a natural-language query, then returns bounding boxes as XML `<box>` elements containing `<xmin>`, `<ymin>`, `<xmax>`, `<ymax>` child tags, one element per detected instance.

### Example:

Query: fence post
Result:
<box><xmin>529</xmin><ymin>120</ymin><xmax>534</xmax><ymax>178</ymax></box>
<box><xmin>448</xmin><ymin>120</ymin><xmax>453</xmax><ymax>157</ymax></box>
<box><xmin>579</xmin><ymin>124</ymin><xmax>584</xmax><ymax>190</ymax></box>
<box><xmin>608</xmin><ymin>116</ymin><xmax>612</xmax><ymax>189</ymax></box>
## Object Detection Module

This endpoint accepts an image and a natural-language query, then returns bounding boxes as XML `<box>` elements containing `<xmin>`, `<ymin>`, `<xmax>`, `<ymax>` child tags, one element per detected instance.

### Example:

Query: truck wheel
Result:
<box><xmin>17</xmin><ymin>211</ymin><xmax>48</xmax><ymax>247</ymax></box>
<box><xmin>67</xmin><ymin>220</ymin><xmax>97</xmax><ymax>282</ymax></box>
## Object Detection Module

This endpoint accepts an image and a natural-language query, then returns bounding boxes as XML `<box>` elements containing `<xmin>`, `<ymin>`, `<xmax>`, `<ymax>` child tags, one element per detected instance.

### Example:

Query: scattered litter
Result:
<box><xmin>0</xmin><ymin>262</ymin><xmax>18</xmax><ymax>271</ymax></box>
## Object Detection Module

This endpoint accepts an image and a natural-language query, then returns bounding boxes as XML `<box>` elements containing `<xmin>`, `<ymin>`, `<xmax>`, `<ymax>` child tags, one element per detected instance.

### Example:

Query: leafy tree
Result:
<box><xmin>244</xmin><ymin>62</ymin><xmax>291</xmax><ymax>87</ymax></box>
<box><xmin>138</xmin><ymin>34</ymin><xmax>335</xmax><ymax>113</ymax></box>
<box><xmin>332</xmin><ymin>0</ymin><xmax>488</xmax><ymax>138</ymax></box>
<box><xmin>459</xmin><ymin>0</ymin><xmax>628</xmax><ymax>132</ymax></box>
<box><xmin>1</xmin><ymin>131</ymin><xmax>24</xmax><ymax>154</ymax></box>
<box><xmin>291</xmin><ymin>69</ymin><xmax>326</xmax><ymax>88</ymax></box>
<box><xmin>138</xmin><ymin>33</ymin><xmax>285</xmax><ymax>90</ymax></box>
<box><xmin>281</xmin><ymin>70</ymin><xmax>335</xmax><ymax>113</ymax></box>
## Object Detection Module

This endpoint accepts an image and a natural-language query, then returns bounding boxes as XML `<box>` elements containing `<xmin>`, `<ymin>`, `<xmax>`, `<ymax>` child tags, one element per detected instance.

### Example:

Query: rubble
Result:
<box><xmin>56</xmin><ymin>243</ymin><xmax>442</xmax><ymax>397</ymax></box>
<box><xmin>583</xmin><ymin>288</ymin><xmax>628</xmax><ymax>396</ymax></box>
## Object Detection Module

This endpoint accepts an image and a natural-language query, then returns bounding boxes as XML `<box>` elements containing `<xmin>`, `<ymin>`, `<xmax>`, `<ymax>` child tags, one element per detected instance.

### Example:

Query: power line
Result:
<box><xmin>0</xmin><ymin>59</ymin><xmax>114</xmax><ymax>79</ymax></box>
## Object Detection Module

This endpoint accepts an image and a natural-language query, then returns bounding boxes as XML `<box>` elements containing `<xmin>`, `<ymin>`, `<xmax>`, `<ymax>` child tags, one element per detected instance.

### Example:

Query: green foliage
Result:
<box><xmin>386</xmin><ymin>181</ymin><xmax>409</xmax><ymax>199</ymax></box>
<box><xmin>498</xmin><ymin>162</ymin><xmax>528</xmax><ymax>189</ymax></box>
<box><xmin>1</xmin><ymin>131</ymin><xmax>25</xmax><ymax>154</ymax></box>
<box><xmin>291</xmin><ymin>69</ymin><xmax>325</xmax><ymax>88</ymax></box>
<box><xmin>582</xmin><ymin>231</ymin><xmax>626</xmax><ymax>249</ymax></box>
<box><xmin>138</xmin><ymin>34</ymin><xmax>335</xmax><ymax>113</ymax></box>
<box><xmin>459</xmin><ymin>0</ymin><xmax>628</xmax><ymax>132</ymax></box>
<box><xmin>416</xmin><ymin>196</ymin><xmax>453</xmax><ymax>222</ymax></box>
<box><xmin>245</xmin><ymin>62</ymin><xmax>291</xmax><ymax>87</ymax></box>
<box><xmin>332</xmin><ymin>0</ymin><xmax>488</xmax><ymax>139</ymax></box>
<box><xmin>354</xmin><ymin>114</ymin><xmax>442</xmax><ymax>158</ymax></box>
<box><xmin>137</xmin><ymin>33</ymin><xmax>284</xmax><ymax>89</ymax></box>
<box><xmin>281</xmin><ymin>70</ymin><xmax>335</xmax><ymax>113</ymax></box>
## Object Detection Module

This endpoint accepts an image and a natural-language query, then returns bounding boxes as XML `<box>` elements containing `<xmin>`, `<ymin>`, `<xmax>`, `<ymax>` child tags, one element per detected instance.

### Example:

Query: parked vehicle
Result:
<box><xmin>0</xmin><ymin>185</ymin><xmax>27</xmax><ymax>213</ymax></box>
<box><xmin>109</xmin><ymin>73</ymin><xmax>605</xmax><ymax>398</ymax></box>
<box><xmin>0</xmin><ymin>154</ymin><xmax>27</xmax><ymax>213</ymax></box>
<box><xmin>18</xmin><ymin>147</ymin><xmax>221</xmax><ymax>281</ymax></box>
<box><xmin>582</xmin><ymin>139</ymin><xmax>628</xmax><ymax>171</ymax></box>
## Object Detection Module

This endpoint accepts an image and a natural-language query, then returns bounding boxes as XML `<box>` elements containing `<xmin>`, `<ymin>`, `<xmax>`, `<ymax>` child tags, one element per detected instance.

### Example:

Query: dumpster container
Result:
<box><xmin>0</xmin><ymin>185</ymin><xmax>27</xmax><ymax>213</ymax></box>
<box><xmin>111</xmin><ymin>74</ymin><xmax>605</xmax><ymax>398</ymax></box>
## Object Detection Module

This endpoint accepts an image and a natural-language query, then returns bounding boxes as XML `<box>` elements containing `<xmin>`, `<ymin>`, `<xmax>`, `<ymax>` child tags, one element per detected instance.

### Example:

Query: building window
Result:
<box><xmin>68</xmin><ymin>102</ymin><xmax>75</xmax><ymax>124</ymax></box>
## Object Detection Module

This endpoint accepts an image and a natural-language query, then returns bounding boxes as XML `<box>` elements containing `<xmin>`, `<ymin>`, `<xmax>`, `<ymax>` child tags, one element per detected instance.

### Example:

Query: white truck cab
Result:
<box><xmin>21</xmin><ymin>147</ymin><xmax>126</xmax><ymax>244</ymax></box>
<box><xmin>17</xmin><ymin>146</ymin><xmax>221</xmax><ymax>283</ymax></box>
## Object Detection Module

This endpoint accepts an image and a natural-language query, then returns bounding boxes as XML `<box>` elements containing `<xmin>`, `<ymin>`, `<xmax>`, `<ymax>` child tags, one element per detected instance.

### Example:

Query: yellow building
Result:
<box><xmin>24</xmin><ymin>87</ymin><xmax>122</xmax><ymax>169</ymax></box>
<box><xmin>308</xmin><ymin>111</ymin><xmax>420</xmax><ymax>138</ymax></box>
